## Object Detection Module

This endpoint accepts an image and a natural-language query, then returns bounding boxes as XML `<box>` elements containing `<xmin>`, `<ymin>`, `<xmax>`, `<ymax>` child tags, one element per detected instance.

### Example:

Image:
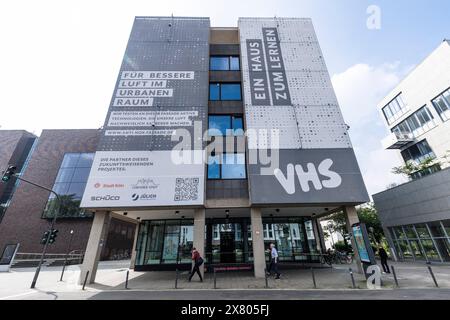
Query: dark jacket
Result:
<box><xmin>378</xmin><ymin>248</ymin><xmax>388</xmax><ymax>260</ymax></box>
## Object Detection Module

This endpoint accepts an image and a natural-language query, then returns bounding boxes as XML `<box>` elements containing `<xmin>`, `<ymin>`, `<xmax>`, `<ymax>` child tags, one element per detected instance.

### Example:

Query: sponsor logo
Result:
<box><xmin>274</xmin><ymin>159</ymin><xmax>342</xmax><ymax>194</ymax></box>
<box><xmin>132</xmin><ymin>193</ymin><xmax>156</xmax><ymax>201</ymax></box>
<box><xmin>131</xmin><ymin>178</ymin><xmax>160</xmax><ymax>190</ymax></box>
<box><xmin>90</xmin><ymin>195</ymin><xmax>120</xmax><ymax>201</ymax></box>
<box><xmin>94</xmin><ymin>183</ymin><xmax>125</xmax><ymax>189</ymax></box>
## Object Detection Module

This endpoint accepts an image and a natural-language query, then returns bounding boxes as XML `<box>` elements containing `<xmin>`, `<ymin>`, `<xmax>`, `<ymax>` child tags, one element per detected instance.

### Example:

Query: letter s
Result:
<box><xmin>318</xmin><ymin>159</ymin><xmax>342</xmax><ymax>188</ymax></box>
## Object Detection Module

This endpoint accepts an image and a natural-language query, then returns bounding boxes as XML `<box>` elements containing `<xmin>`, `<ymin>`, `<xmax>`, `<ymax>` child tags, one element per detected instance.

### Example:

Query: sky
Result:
<box><xmin>1</xmin><ymin>0</ymin><xmax>449</xmax><ymax>197</ymax></box>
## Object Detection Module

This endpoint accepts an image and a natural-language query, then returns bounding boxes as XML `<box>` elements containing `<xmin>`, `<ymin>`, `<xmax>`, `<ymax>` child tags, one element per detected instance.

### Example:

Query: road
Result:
<box><xmin>5</xmin><ymin>288</ymin><xmax>450</xmax><ymax>300</ymax></box>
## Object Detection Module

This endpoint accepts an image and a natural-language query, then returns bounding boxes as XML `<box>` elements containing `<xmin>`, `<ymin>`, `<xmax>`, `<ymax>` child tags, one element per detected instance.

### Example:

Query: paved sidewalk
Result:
<box><xmin>1</xmin><ymin>259</ymin><xmax>449</xmax><ymax>300</ymax></box>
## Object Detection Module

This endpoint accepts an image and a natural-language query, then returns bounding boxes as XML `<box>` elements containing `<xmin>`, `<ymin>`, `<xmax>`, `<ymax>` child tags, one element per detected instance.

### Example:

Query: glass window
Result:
<box><xmin>230</xmin><ymin>56</ymin><xmax>240</xmax><ymax>70</ymax></box>
<box><xmin>207</xmin><ymin>154</ymin><xmax>246</xmax><ymax>180</ymax></box>
<box><xmin>382</xmin><ymin>93</ymin><xmax>408</xmax><ymax>124</ymax></box>
<box><xmin>221</xmin><ymin>153</ymin><xmax>246</xmax><ymax>179</ymax></box>
<box><xmin>209</xmin><ymin>116</ymin><xmax>231</xmax><ymax>136</ymax></box>
<box><xmin>42</xmin><ymin>153</ymin><xmax>94</xmax><ymax>219</ymax></box>
<box><xmin>210</xmin><ymin>57</ymin><xmax>229</xmax><ymax>71</ymax></box>
<box><xmin>414</xmin><ymin>224</ymin><xmax>431</xmax><ymax>239</ymax></box>
<box><xmin>207</xmin><ymin>155</ymin><xmax>221</xmax><ymax>179</ymax></box>
<box><xmin>209</xmin><ymin>83</ymin><xmax>220</xmax><ymax>101</ymax></box>
<box><xmin>432</xmin><ymin>88</ymin><xmax>450</xmax><ymax>121</ymax></box>
<box><xmin>208</xmin><ymin>115</ymin><xmax>244</xmax><ymax>136</ymax></box>
<box><xmin>401</xmin><ymin>140</ymin><xmax>435</xmax><ymax>164</ymax></box>
<box><xmin>221</xmin><ymin>84</ymin><xmax>241</xmax><ymax>100</ymax></box>
<box><xmin>232</xmin><ymin>116</ymin><xmax>244</xmax><ymax>135</ymax></box>
<box><xmin>210</xmin><ymin>56</ymin><xmax>240</xmax><ymax>71</ymax></box>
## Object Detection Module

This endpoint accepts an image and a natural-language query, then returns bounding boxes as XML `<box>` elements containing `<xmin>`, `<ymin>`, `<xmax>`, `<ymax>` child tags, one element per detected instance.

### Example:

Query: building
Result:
<box><xmin>77</xmin><ymin>16</ymin><xmax>369</xmax><ymax>284</ymax></box>
<box><xmin>0</xmin><ymin>130</ymin><xmax>37</xmax><ymax>224</ymax></box>
<box><xmin>0</xmin><ymin>129</ymin><xmax>136</xmax><ymax>262</ymax></box>
<box><xmin>373</xmin><ymin>40</ymin><xmax>450</xmax><ymax>262</ymax></box>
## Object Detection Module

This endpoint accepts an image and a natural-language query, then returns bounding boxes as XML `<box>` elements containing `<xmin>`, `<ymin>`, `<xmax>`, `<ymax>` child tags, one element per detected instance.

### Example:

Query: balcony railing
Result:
<box><xmin>382</xmin><ymin>131</ymin><xmax>414</xmax><ymax>149</ymax></box>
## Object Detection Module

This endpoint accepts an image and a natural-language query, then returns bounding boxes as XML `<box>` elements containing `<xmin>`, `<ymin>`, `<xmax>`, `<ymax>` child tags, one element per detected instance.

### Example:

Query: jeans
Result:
<box><xmin>189</xmin><ymin>261</ymin><xmax>203</xmax><ymax>281</ymax></box>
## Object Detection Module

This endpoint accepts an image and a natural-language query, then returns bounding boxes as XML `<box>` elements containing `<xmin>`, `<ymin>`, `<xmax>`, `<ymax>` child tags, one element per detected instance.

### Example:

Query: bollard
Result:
<box><xmin>391</xmin><ymin>265</ymin><xmax>399</xmax><ymax>288</ymax></box>
<box><xmin>175</xmin><ymin>269</ymin><xmax>179</xmax><ymax>289</ymax></box>
<box><xmin>427</xmin><ymin>265</ymin><xmax>439</xmax><ymax>287</ymax></box>
<box><xmin>82</xmin><ymin>270</ymin><xmax>89</xmax><ymax>291</ymax></box>
<box><xmin>264</xmin><ymin>268</ymin><xmax>269</xmax><ymax>289</ymax></box>
<box><xmin>125</xmin><ymin>270</ymin><xmax>129</xmax><ymax>289</ymax></box>
<box><xmin>349</xmin><ymin>268</ymin><xmax>356</xmax><ymax>289</ymax></box>
<box><xmin>214</xmin><ymin>268</ymin><xmax>217</xmax><ymax>289</ymax></box>
<box><xmin>311</xmin><ymin>267</ymin><xmax>317</xmax><ymax>289</ymax></box>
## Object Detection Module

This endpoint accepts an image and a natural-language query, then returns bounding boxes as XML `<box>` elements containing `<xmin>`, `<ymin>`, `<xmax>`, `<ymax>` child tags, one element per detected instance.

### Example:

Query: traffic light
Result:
<box><xmin>40</xmin><ymin>230</ymin><xmax>50</xmax><ymax>245</ymax></box>
<box><xmin>48</xmin><ymin>229</ymin><xmax>58</xmax><ymax>244</ymax></box>
<box><xmin>1</xmin><ymin>165</ymin><xmax>17</xmax><ymax>183</ymax></box>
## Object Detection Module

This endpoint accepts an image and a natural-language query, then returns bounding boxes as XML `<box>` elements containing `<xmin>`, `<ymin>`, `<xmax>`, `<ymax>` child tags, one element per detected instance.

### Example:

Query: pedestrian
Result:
<box><xmin>266</xmin><ymin>243</ymin><xmax>281</xmax><ymax>279</ymax></box>
<box><xmin>378</xmin><ymin>247</ymin><xmax>390</xmax><ymax>273</ymax></box>
<box><xmin>188</xmin><ymin>247</ymin><xmax>204</xmax><ymax>282</ymax></box>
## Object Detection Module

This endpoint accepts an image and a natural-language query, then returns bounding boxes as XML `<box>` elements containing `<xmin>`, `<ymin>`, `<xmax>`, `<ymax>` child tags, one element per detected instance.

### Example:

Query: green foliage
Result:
<box><xmin>392</xmin><ymin>157</ymin><xmax>440</xmax><ymax>178</ymax></box>
<box><xmin>333</xmin><ymin>240</ymin><xmax>351</xmax><ymax>252</ymax></box>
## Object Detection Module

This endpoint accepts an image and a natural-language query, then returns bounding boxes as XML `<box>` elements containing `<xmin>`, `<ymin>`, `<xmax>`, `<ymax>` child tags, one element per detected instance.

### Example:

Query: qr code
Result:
<box><xmin>174</xmin><ymin>177</ymin><xmax>199</xmax><ymax>201</ymax></box>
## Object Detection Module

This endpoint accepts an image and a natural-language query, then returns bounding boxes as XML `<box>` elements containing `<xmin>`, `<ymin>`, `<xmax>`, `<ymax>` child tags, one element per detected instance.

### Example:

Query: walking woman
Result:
<box><xmin>188</xmin><ymin>247</ymin><xmax>204</xmax><ymax>282</ymax></box>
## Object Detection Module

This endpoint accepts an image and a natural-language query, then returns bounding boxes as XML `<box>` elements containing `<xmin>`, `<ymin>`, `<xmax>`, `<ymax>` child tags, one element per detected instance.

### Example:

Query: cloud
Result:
<box><xmin>331</xmin><ymin>63</ymin><xmax>412</xmax><ymax>197</ymax></box>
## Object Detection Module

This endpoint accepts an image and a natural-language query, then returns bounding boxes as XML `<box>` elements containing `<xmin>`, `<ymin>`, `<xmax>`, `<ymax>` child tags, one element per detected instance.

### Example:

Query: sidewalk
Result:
<box><xmin>1</xmin><ymin>259</ymin><xmax>449</xmax><ymax>300</ymax></box>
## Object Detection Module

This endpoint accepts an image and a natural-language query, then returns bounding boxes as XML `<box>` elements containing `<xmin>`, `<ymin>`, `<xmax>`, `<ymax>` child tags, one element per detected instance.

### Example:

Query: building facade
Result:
<box><xmin>373</xmin><ymin>40</ymin><xmax>450</xmax><ymax>262</ymax></box>
<box><xmin>77</xmin><ymin>16</ymin><xmax>369</xmax><ymax>283</ymax></box>
<box><xmin>0</xmin><ymin>129</ymin><xmax>136</xmax><ymax>261</ymax></box>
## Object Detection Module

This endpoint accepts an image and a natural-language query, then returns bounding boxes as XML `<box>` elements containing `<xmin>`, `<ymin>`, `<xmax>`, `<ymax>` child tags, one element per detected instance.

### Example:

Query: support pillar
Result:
<box><xmin>383</xmin><ymin>226</ymin><xmax>399</xmax><ymax>261</ymax></box>
<box><xmin>343</xmin><ymin>206</ymin><xmax>363</xmax><ymax>274</ymax></box>
<box><xmin>313</xmin><ymin>218</ymin><xmax>326</xmax><ymax>253</ymax></box>
<box><xmin>193</xmin><ymin>208</ymin><xmax>205</xmax><ymax>278</ymax></box>
<box><xmin>129</xmin><ymin>222</ymin><xmax>140</xmax><ymax>269</ymax></box>
<box><xmin>78</xmin><ymin>211</ymin><xmax>110</xmax><ymax>285</ymax></box>
<box><xmin>250</xmin><ymin>208</ymin><xmax>266</xmax><ymax>278</ymax></box>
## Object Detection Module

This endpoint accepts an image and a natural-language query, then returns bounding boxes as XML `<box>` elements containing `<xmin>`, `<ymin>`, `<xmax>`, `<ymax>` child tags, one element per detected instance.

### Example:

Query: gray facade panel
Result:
<box><xmin>373</xmin><ymin>168</ymin><xmax>450</xmax><ymax>227</ymax></box>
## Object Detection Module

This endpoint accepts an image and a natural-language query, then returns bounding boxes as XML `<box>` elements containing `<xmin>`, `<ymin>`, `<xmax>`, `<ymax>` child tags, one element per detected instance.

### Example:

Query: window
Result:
<box><xmin>207</xmin><ymin>153</ymin><xmax>246</xmax><ymax>179</ymax></box>
<box><xmin>382</xmin><ymin>93</ymin><xmax>408</xmax><ymax>124</ymax></box>
<box><xmin>432</xmin><ymin>87</ymin><xmax>450</xmax><ymax>121</ymax></box>
<box><xmin>209</xmin><ymin>83</ymin><xmax>241</xmax><ymax>101</ymax></box>
<box><xmin>391</xmin><ymin>106</ymin><xmax>435</xmax><ymax>138</ymax></box>
<box><xmin>210</xmin><ymin>56</ymin><xmax>240</xmax><ymax>71</ymax></box>
<box><xmin>208</xmin><ymin>115</ymin><xmax>244</xmax><ymax>136</ymax></box>
<box><xmin>42</xmin><ymin>153</ymin><xmax>94</xmax><ymax>218</ymax></box>
<box><xmin>400</xmin><ymin>140</ymin><xmax>435</xmax><ymax>165</ymax></box>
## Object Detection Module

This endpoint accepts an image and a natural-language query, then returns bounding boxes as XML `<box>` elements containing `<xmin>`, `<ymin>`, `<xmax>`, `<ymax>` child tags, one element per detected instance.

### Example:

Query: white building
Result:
<box><xmin>373</xmin><ymin>40</ymin><xmax>450</xmax><ymax>262</ymax></box>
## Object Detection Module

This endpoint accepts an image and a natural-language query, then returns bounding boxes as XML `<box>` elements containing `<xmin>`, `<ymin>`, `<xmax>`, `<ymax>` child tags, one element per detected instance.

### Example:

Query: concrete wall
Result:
<box><xmin>373</xmin><ymin>167</ymin><xmax>450</xmax><ymax>228</ymax></box>
<box><xmin>0</xmin><ymin>129</ymin><xmax>100</xmax><ymax>253</ymax></box>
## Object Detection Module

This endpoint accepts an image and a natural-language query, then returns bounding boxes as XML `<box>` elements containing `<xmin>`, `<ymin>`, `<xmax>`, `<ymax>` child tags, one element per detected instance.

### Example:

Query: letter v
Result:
<box><xmin>274</xmin><ymin>164</ymin><xmax>295</xmax><ymax>195</ymax></box>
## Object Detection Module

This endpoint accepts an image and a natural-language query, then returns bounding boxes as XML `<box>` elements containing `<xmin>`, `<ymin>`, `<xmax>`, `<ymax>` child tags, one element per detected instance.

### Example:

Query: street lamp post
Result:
<box><xmin>10</xmin><ymin>173</ymin><xmax>61</xmax><ymax>289</ymax></box>
<box><xmin>60</xmin><ymin>229</ymin><xmax>74</xmax><ymax>281</ymax></box>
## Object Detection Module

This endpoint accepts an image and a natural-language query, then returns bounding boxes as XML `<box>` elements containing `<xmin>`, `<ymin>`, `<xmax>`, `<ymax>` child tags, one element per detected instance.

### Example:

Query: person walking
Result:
<box><xmin>188</xmin><ymin>247</ymin><xmax>204</xmax><ymax>282</ymax></box>
<box><xmin>266</xmin><ymin>243</ymin><xmax>281</xmax><ymax>279</ymax></box>
<box><xmin>378</xmin><ymin>247</ymin><xmax>390</xmax><ymax>273</ymax></box>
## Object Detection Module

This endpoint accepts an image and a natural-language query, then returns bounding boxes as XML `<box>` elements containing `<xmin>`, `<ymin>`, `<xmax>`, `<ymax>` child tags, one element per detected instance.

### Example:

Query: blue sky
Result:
<box><xmin>1</xmin><ymin>0</ymin><xmax>449</xmax><ymax>196</ymax></box>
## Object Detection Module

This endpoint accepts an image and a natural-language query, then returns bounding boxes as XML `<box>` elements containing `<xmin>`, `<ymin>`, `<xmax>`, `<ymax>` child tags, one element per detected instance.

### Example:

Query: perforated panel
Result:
<box><xmin>239</xmin><ymin>17</ymin><xmax>352</xmax><ymax>149</ymax></box>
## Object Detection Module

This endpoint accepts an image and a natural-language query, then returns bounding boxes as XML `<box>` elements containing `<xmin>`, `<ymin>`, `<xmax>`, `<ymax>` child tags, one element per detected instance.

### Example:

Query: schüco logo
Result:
<box><xmin>91</xmin><ymin>195</ymin><xmax>120</xmax><ymax>201</ymax></box>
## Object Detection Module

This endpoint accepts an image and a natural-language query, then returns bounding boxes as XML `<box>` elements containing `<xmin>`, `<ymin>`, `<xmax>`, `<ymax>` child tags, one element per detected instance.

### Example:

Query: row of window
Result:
<box><xmin>400</xmin><ymin>139</ymin><xmax>435</xmax><ymax>164</ymax></box>
<box><xmin>391</xmin><ymin>106</ymin><xmax>435</xmax><ymax>138</ymax></box>
<box><xmin>210</xmin><ymin>56</ymin><xmax>240</xmax><ymax>71</ymax></box>
<box><xmin>383</xmin><ymin>87</ymin><xmax>450</xmax><ymax>127</ymax></box>
<box><xmin>432</xmin><ymin>87</ymin><xmax>450</xmax><ymax>121</ymax></box>
<box><xmin>389</xmin><ymin>220</ymin><xmax>450</xmax><ymax>262</ymax></box>
<box><xmin>382</xmin><ymin>94</ymin><xmax>408</xmax><ymax>124</ymax></box>
<box><xmin>207</xmin><ymin>153</ymin><xmax>246</xmax><ymax>179</ymax></box>
<box><xmin>209</xmin><ymin>83</ymin><xmax>241</xmax><ymax>101</ymax></box>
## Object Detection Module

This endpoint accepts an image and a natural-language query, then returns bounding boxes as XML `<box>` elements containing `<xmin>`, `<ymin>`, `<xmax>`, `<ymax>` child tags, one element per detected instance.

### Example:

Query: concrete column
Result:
<box><xmin>129</xmin><ymin>222</ymin><xmax>140</xmax><ymax>269</ymax></box>
<box><xmin>343</xmin><ymin>206</ymin><xmax>363</xmax><ymax>274</ymax></box>
<box><xmin>250</xmin><ymin>207</ymin><xmax>266</xmax><ymax>278</ymax></box>
<box><xmin>78</xmin><ymin>211</ymin><xmax>110</xmax><ymax>285</ymax></box>
<box><xmin>313</xmin><ymin>218</ymin><xmax>326</xmax><ymax>252</ymax></box>
<box><xmin>193</xmin><ymin>208</ymin><xmax>206</xmax><ymax>277</ymax></box>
